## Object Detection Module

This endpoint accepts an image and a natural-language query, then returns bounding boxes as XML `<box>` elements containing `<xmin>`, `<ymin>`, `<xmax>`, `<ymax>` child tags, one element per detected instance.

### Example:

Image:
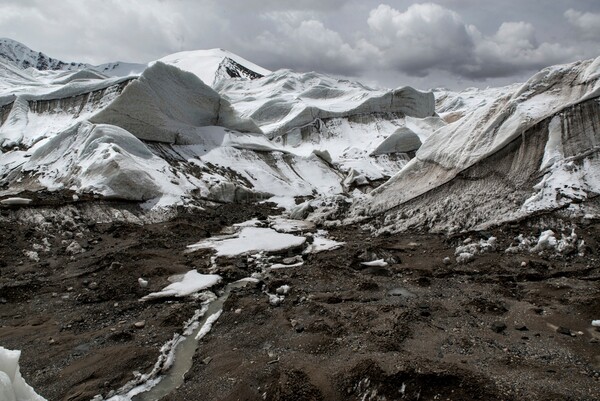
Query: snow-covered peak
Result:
<box><xmin>0</xmin><ymin>38</ymin><xmax>85</xmax><ymax>71</ymax></box>
<box><xmin>156</xmin><ymin>48</ymin><xmax>271</xmax><ymax>86</ymax></box>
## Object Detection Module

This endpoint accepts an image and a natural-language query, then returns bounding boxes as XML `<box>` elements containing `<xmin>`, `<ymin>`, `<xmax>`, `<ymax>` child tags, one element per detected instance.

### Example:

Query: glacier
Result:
<box><xmin>1</xmin><ymin>39</ymin><xmax>599</xmax><ymax>232</ymax></box>
<box><xmin>354</xmin><ymin>57</ymin><xmax>600</xmax><ymax>232</ymax></box>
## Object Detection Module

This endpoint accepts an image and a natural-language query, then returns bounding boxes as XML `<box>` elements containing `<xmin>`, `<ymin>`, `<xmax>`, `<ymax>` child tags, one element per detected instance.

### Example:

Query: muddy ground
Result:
<box><xmin>1</xmin><ymin>202</ymin><xmax>599</xmax><ymax>401</ymax></box>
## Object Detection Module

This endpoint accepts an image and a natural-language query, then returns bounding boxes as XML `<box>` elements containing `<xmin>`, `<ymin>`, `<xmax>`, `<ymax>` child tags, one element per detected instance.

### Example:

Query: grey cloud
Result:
<box><xmin>360</xmin><ymin>4</ymin><xmax>575</xmax><ymax>79</ymax></box>
<box><xmin>565</xmin><ymin>9</ymin><xmax>600</xmax><ymax>41</ymax></box>
<box><xmin>0</xmin><ymin>0</ymin><xmax>597</xmax><ymax>89</ymax></box>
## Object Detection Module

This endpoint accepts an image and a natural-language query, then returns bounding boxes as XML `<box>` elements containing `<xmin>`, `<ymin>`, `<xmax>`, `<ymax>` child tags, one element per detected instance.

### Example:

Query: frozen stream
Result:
<box><xmin>132</xmin><ymin>280</ymin><xmax>250</xmax><ymax>401</ymax></box>
<box><xmin>104</xmin><ymin>217</ymin><xmax>343</xmax><ymax>401</ymax></box>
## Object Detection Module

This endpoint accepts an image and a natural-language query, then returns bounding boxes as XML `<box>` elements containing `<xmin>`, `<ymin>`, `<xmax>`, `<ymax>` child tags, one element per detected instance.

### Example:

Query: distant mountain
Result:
<box><xmin>0</xmin><ymin>39</ymin><xmax>269</xmax><ymax>85</ymax></box>
<box><xmin>157</xmin><ymin>48</ymin><xmax>271</xmax><ymax>86</ymax></box>
<box><xmin>0</xmin><ymin>38</ymin><xmax>86</xmax><ymax>71</ymax></box>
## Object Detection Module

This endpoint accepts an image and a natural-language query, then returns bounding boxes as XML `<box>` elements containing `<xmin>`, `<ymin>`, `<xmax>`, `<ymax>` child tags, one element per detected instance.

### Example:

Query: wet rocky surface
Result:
<box><xmin>1</xmin><ymin>202</ymin><xmax>599</xmax><ymax>401</ymax></box>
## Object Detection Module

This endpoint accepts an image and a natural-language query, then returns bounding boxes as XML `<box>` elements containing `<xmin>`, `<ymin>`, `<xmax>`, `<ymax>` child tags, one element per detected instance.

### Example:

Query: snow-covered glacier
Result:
<box><xmin>0</xmin><ymin>40</ymin><xmax>442</xmax><ymax>209</ymax></box>
<box><xmin>1</xmin><ymin>38</ymin><xmax>599</xmax><ymax>231</ymax></box>
<box><xmin>354</xmin><ymin>57</ymin><xmax>600</xmax><ymax>233</ymax></box>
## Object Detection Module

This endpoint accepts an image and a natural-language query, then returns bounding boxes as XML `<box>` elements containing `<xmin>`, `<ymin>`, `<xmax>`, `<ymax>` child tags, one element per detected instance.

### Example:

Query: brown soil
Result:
<box><xmin>1</xmin><ymin>204</ymin><xmax>599</xmax><ymax>401</ymax></box>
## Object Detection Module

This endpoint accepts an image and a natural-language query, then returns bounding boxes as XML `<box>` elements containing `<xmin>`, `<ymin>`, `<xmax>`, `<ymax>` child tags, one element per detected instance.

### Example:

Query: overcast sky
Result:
<box><xmin>0</xmin><ymin>0</ymin><xmax>598</xmax><ymax>89</ymax></box>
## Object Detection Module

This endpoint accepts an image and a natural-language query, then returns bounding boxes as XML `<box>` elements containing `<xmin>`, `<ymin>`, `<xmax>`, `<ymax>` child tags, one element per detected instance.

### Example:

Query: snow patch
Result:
<box><xmin>303</xmin><ymin>230</ymin><xmax>345</xmax><ymax>254</ymax></box>
<box><xmin>187</xmin><ymin>226</ymin><xmax>306</xmax><ymax>257</ymax></box>
<box><xmin>141</xmin><ymin>271</ymin><xmax>221</xmax><ymax>301</ymax></box>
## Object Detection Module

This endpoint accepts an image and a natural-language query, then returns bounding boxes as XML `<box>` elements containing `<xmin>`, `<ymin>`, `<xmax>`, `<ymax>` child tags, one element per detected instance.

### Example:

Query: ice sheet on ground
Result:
<box><xmin>141</xmin><ymin>270</ymin><xmax>221</xmax><ymax>300</ymax></box>
<box><xmin>0</xmin><ymin>347</ymin><xmax>46</xmax><ymax>401</ymax></box>
<box><xmin>188</xmin><ymin>227</ymin><xmax>306</xmax><ymax>257</ymax></box>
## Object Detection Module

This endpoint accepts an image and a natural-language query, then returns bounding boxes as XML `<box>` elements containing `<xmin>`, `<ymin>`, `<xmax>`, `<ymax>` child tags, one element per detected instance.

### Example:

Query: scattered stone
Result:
<box><xmin>491</xmin><ymin>321</ymin><xmax>507</xmax><ymax>333</ymax></box>
<box><xmin>282</xmin><ymin>256</ymin><xmax>303</xmax><ymax>265</ymax></box>
<box><xmin>520</xmin><ymin>261</ymin><xmax>527</xmax><ymax>267</ymax></box>
<box><xmin>295</xmin><ymin>325</ymin><xmax>305</xmax><ymax>333</ymax></box>
<box><xmin>88</xmin><ymin>282</ymin><xmax>99</xmax><ymax>290</ymax></box>
<box><xmin>109</xmin><ymin>262</ymin><xmax>122</xmax><ymax>270</ymax></box>
<box><xmin>134</xmin><ymin>321</ymin><xmax>146</xmax><ymax>329</ymax></box>
<box><xmin>443</xmin><ymin>257</ymin><xmax>451</xmax><ymax>265</ymax></box>
<box><xmin>66</xmin><ymin>241</ymin><xmax>84</xmax><ymax>255</ymax></box>
<box><xmin>202</xmin><ymin>357</ymin><xmax>212</xmax><ymax>365</ymax></box>
<box><xmin>138</xmin><ymin>278</ymin><xmax>148</xmax><ymax>288</ymax></box>
<box><xmin>515</xmin><ymin>325</ymin><xmax>529</xmax><ymax>331</ymax></box>
<box><xmin>556</xmin><ymin>326</ymin><xmax>571</xmax><ymax>336</ymax></box>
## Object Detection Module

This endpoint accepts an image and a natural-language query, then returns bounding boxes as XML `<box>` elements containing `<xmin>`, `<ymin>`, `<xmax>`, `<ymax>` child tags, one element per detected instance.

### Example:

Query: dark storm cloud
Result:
<box><xmin>0</xmin><ymin>0</ymin><xmax>598</xmax><ymax>89</ymax></box>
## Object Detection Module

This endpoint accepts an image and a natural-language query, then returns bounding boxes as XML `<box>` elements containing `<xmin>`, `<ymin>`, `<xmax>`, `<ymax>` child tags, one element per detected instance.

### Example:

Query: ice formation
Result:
<box><xmin>357</xmin><ymin>56</ymin><xmax>600</xmax><ymax>232</ymax></box>
<box><xmin>157</xmin><ymin>48</ymin><xmax>270</xmax><ymax>87</ymax></box>
<box><xmin>0</xmin><ymin>347</ymin><xmax>46</xmax><ymax>401</ymax></box>
<box><xmin>1</xmin><ymin>39</ymin><xmax>599</xmax><ymax>232</ymax></box>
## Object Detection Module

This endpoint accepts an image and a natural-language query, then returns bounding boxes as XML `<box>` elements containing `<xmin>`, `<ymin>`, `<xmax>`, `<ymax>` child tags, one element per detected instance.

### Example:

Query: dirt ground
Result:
<box><xmin>1</xmin><ymin>202</ymin><xmax>599</xmax><ymax>401</ymax></box>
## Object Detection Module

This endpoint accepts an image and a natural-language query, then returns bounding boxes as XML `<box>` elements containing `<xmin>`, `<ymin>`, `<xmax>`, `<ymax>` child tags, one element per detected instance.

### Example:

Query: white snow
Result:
<box><xmin>187</xmin><ymin>227</ymin><xmax>306</xmax><ymax>257</ymax></box>
<box><xmin>0</xmin><ymin>197</ymin><xmax>31</xmax><ymax>205</ymax></box>
<box><xmin>157</xmin><ymin>48</ymin><xmax>270</xmax><ymax>87</ymax></box>
<box><xmin>360</xmin><ymin>259</ymin><xmax>388</xmax><ymax>267</ymax></box>
<box><xmin>268</xmin><ymin>261</ymin><xmax>304</xmax><ymax>270</ymax></box>
<box><xmin>268</xmin><ymin>293</ymin><xmax>284</xmax><ymax>306</ymax></box>
<box><xmin>141</xmin><ymin>270</ymin><xmax>221</xmax><ymax>300</ymax></box>
<box><xmin>592</xmin><ymin>320</ymin><xmax>600</xmax><ymax>327</ymax></box>
<box><xmin>531</xmin><ymin>230</ymin><xmax>558</xmax><ymax>253</ymax></box>
<box><xmin>0</xmin><ymin>347</ymin><xmax>46</xmax><ymax>401</ymax></box>
<box><xmin>456</xmin><ymin>252</ymin><xmax>475</xmax><ymax>264</ymax></box>
<box><xmin>276</xmin><ymin>285</ymin><xmax>291</xmax><ymax>295</ymax></box>
<box><xmin>505</xmin><ymin>229</ymin><xmax>583</xmax><ymax>255</ymax></box>
<box><xmin>195</xmin><ymin>310</ymin><xmax>223</xmax><ymax>341</ymax></box>
<box><xmin>454</xmin><ymin>237</ymin><xmax>497</xmax><ymax>263</ymax></box>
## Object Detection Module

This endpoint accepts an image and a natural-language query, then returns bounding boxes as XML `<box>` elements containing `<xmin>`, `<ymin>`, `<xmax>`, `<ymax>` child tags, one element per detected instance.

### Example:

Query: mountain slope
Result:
<box><xmin>157</xmin><ymin>48</ymin><xmax>271</xmax><ymax>86</ymax></box>
<box><xmin>0</xmin><ymin>38</ymin><xmax>86</xmax><ymax>71</ymax></box>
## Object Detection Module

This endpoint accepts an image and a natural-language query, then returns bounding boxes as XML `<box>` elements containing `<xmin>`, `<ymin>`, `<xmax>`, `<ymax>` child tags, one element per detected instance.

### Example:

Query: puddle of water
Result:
<box><xmin>132</xmin><ymin>280</ymin><xmax>249</xmax><ymax>401</ymax></box>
